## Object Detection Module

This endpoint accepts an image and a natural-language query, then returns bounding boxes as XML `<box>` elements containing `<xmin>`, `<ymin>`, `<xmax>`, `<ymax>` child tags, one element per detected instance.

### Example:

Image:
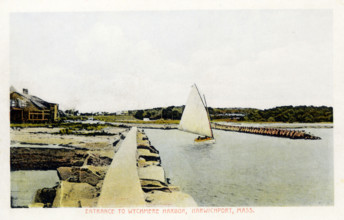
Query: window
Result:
<box><xmin>10</xmin><ymin>100</ymin><xmax>16</xmax><ymax>107</ymax></box>
<box><xmin>18</xmin><ymin>100</ymin><xmax>27</xmax><ymax>108</ymax></box>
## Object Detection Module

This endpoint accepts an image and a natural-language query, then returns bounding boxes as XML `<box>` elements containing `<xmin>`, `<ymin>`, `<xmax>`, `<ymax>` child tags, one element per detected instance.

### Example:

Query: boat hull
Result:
<box><xmin>194</xmin><ymin>137</ymin><xmax>216</xmax><ymax>145</ymax></box>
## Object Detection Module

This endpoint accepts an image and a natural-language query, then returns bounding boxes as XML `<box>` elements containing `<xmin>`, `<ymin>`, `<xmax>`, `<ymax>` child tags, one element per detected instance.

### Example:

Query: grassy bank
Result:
<box><xmin>93</xmin><ymin>115</ymin><xmax>180</xmax><ymax>124</ymax></box>
<box><xmin>93</xmin><ymin>115</ymin><xmax>136</xmax><ymax>122</ymax></box>
<box><xmin>10</xmin><ymin>122</ymin><xmax>112</xmax><ymax>134</ymax></box>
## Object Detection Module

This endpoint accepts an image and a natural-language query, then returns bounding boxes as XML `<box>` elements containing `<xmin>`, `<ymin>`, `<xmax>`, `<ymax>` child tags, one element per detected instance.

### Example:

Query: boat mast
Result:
<box><xmin>193</xmin><ymin>84</ymin><xmax>214</xmax><ymax>138</ymax></box>
<box><xmin>203</xmin><ymin>94</ymin><xmax>214</xmax><ymax>139</ymax></box>
<box><xmin>193</xmin><ymin>84</ymin><xmax>205</xmax><ymax>106</ymax></box>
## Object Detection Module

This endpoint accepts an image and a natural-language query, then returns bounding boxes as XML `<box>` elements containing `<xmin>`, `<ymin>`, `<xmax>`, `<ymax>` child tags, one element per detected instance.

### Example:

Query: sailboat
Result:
<box><xmin>178</xmin><ymin>84</ymin><xmax>215</xmax><ymax>144</ymax></box>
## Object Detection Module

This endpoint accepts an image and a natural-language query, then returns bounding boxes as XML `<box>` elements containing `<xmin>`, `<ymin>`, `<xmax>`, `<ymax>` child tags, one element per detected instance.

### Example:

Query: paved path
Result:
<box><xmin>97</xmin><ymin>127</ymin><xmax>146</xmax><ymax>207</ymax></box>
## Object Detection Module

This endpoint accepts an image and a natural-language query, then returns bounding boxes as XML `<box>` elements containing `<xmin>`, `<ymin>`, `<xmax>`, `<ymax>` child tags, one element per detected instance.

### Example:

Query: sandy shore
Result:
<box><xmin>11</xmin><ymin>126</ymin><xmax>128</xmax><ymax>158</ymax></box>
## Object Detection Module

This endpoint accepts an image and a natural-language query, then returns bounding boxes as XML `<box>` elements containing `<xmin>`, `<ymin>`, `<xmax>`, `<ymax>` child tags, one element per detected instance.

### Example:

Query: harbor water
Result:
<box><xmin>145</xmin><ymin>128</ymin><xmax>333</xmax><ymax>206</ymax></box>
<box><xmin>11</xmin><ymin>170</ymin><xmax>59</xmax><ymax>207</ymax></box>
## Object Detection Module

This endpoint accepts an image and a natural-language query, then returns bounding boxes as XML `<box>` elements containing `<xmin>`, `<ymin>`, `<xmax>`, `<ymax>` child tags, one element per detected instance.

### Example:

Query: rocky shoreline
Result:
<box><xmin>11</xmin><ymin>125</ymin><xmax>196</xmax><ymax>208</ymax></box>
<box><xmin>10</xmin><ymin>125</ymin><xmax>128</xmax><ymax>208</ymax></box>
<box><xmin>214</xmin><ymin>123</ymin><xmax>321</xmax><ymax>139</ymax></box>
<box><xmin>13</xmin><ymin>121</ymin><xmax>327</xmax><ymax>207</ymax></box>
<box><xmin>136</xmin><ymin>129</ymin><xmax>196</xmax><ymax>206</ymax></box>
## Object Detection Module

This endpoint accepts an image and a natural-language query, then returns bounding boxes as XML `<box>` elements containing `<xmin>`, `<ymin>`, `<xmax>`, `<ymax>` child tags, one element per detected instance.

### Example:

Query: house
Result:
<box><xmin>10</xmin><ymin>86</ymin><xmax>59</xmax><ymax>123</ymax></box>
<box><xmin>116</xmin><ymin>110</ymin><xmax>130</xmax><ymax>115</ymax></box>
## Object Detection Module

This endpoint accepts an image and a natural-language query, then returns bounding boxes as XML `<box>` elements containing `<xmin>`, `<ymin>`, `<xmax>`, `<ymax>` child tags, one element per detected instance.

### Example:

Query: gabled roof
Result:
<box><xmin>22</xmin><ymin>93</ymin><xmax>50</xmax><ymax>109</ymax></box>
<box><xmin>10</xmin><ymin>86</ymin><xmax>57</xmax><ymax>110</ymax></box>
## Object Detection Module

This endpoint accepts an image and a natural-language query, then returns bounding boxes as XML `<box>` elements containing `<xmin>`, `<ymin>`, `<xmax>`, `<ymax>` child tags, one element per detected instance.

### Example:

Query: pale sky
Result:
<box><xmin>10</xmin><ymin>10</ymin><xmax>333</xmax><ymax>112</ymax></box>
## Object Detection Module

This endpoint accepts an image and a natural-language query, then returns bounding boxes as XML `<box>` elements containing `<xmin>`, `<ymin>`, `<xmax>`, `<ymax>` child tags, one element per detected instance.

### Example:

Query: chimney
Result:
<box><xmin>23</xmin><ymin>88</ymin><xmax>28</xmax><ymax>95</ymax></box>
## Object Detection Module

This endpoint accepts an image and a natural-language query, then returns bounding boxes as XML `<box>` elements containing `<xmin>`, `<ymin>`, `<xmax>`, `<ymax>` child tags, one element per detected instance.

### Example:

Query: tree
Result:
<box><xmin>267</xmin><ymin>117</ymin><xmax>275</xmax><ymax>122</ymax></box>
<box><xmin>172</xmin><ymin>110</ymin><xmax>181</xmax><ymax>120</ymax></box>
<box><xmin>143</xmin><ymin>112</ymin><xmax>151</xmax><ymax>119</ymax></box>
<box><xmin>304</xmin><ymin>113</ymin><xmax>314</xmax><ymax>123</ymax></box>
<box><xmin>134</xmin><ymin>110</ymin><xmax>144</xmax><ymax>120</ymax></box>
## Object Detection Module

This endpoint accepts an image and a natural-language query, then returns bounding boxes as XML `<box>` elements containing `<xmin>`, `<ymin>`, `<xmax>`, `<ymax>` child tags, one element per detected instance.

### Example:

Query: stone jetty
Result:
<box><xmin>29</xmin><ymin>127</ymin><xmax>196</xmax><ymax>208</ymax></box>
<box><xmin>213</xmin><ymin>123</ymin><xmax>321</xmax><ymax>140</ymax></box>
<box><xmin>137</xmin><ymin>129</ymin><xmax>196</xmax><ymax>206</ymax></box>
<box><xmin>97</xmin><ymin>127</ymin><xmax>197</xmax><ymax>207</ymax></box>
<box><xmin>97</xmin><ymin>127</ymin><xmax>146</xmax><ymax>207</ymax></box>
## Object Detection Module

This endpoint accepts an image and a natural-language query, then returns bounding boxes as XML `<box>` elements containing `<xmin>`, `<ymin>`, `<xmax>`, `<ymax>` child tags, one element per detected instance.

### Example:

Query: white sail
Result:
<box><xmin>178</xmin><ymin>85</ymin><xmax>213</xmax><ymax>137</ymax></box>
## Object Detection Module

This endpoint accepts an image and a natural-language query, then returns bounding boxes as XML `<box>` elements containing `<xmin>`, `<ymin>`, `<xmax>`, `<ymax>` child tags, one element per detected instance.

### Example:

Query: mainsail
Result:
<box><xmin>178</xmin><ymin>85</ymin><xmax>213</xmax><ymax>137</ymax></box>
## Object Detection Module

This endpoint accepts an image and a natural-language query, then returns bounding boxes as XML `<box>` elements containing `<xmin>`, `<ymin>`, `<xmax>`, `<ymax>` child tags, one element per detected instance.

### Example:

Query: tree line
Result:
<box><xmin>134</xmin><ymin>106</ymin><xmax>184</xmax><ymax>120</ymax></box>
<box><xmin>133</xmin><ymin>105</ymin><xmax>333</xmax><ymax>123</ymax></box>
<box><xmin>242</xmin><ymin>105</ymin><xmax>333</xmax><ymax>123</ymax></box>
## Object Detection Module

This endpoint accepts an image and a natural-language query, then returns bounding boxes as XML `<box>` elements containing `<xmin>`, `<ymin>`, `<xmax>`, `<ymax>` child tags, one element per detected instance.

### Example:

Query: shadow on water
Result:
<box><xmin>183</xmin><ymin>142</ymin><xmax>214</xmax><ymax>152</ymax></box>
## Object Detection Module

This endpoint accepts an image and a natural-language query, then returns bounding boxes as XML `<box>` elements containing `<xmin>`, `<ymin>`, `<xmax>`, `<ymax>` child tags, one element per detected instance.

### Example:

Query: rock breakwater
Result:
<box><xmin>214</xmin><ymin>123</ymin><xmax>321</xmax><ymax>140</ymax></box>
<box><xmin>137</xmin><ymin>129</ymin><xmax>197</xmax><ymax>206</ymax></box>
<box><xmin>20</xmin><ymin>127</ymin><xmax>196</xmax><ymax>208</ymax></box>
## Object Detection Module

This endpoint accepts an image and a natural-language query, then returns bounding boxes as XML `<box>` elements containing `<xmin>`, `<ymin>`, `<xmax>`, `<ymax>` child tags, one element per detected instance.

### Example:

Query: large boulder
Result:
<box><xmin>137</xmin><ymin>139</ymin><xmax>151</xmax><ymax>147</ymax></box>
<box><xmin>138</xmin><ymin>166</ymin><xmax>166</xmax><ymax>183</ymax></box>
<box><xmin>137</xmin><ymin>145</ymin><xmax>159</xmax><ymax>154</ymax></box>
<box><xmin>86</xmin><ymin>154</ymin><xmax>112</xmax><ymax>166</ymax></box>
<box><xmin>57</xmin><ymin>167</ymin><xmax>104</xmax><ymax>186</ymax></box>
<box><xmin>57</xmin><ymin>167</ymin><xmax>79</xmax><ymax>182</ymax></box>
<box><xmin>140</xmin><ymin>179</ymin><xmax>170</xmax><ymax>193</ymax></box>
<box><xmin>137</xmin><ymin>157</ymin><xmax>161</xmax><ymax>168</ymax></box>
<box><xmin>137</xmin><ymin>149</ymin><xmax>160</xmax><ymax>159</ymax></box>
<box><xmin>32</xmin><ymin>187</ymin><xmax>57</xmax><ymax>208</ymax></box>
<box><xmin>52</xmin><ymin>181</ymin><xmax>99</xmax><ymax>207</ymax></box>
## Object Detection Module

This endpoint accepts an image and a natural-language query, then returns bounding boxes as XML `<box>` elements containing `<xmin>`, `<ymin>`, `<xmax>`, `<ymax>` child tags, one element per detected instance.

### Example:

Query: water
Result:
<box><xmin>11</xmin><ymin>143</ymin><xmax>73</xmax><ymax>149</ymax></box>
<box><xmin>145</xmin><ymin>128</ymin><xmax>333</xmax><ymax>206</ymax></box>
<box><xmin>11</xmin><ymin>170</ymin><xmax>59</xmax><ymax>207</ymax></box>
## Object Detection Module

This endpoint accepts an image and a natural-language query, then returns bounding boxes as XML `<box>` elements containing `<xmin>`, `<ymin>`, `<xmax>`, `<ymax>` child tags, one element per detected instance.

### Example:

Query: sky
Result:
<box><xmin>10</xmin><ymin>10</ymin><xmax>333</xmax><ymax>112</ymax></box>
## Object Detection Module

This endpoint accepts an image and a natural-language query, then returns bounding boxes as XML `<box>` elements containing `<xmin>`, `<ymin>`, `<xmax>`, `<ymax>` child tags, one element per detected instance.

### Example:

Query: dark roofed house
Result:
<box><xmin>10</xmin><ymin>87</ymin><xmax>59</xmax><ymax>123</ymax></box>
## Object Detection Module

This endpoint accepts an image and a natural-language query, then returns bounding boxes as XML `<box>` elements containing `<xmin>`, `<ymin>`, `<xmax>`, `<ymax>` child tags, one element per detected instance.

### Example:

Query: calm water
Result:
<box><xmin>11</xmin><ymin>170</ymin><xmax>59</xmax><ymax>207</ymax></box>
<box><xmin>145</xmin><ymin>128</ymin><xmax>333</xmax><ymax>206</ymax></box>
